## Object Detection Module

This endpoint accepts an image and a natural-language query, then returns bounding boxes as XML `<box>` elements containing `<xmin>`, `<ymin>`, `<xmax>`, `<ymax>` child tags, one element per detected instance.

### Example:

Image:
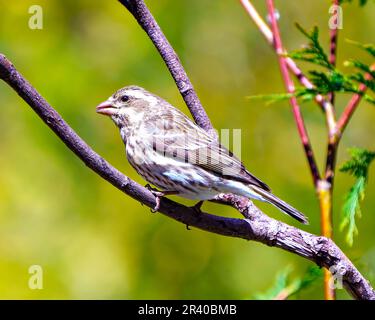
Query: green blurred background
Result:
<box><xmin>0</xmin><ymin>0</ymin><xmax>374</xmax><ymax>299</ymax></box>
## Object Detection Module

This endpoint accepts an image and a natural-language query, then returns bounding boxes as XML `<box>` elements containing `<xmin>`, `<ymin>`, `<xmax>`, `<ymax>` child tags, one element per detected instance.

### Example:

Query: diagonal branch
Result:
<box><xmin>336</xmin><ymin>85</ymin><xmax>366</xmax><ymax>134</ymax></box>
<box><xmin>266</xmin><ymin>0</ymin><xmax>320</xmax><ymax>187</ymax></box>
<box><xmin>118</xmin><ymin>0</ymin><xmax>214</xmax><ymax>135</ymax></box>
<box><xmin>336</xmin><ymin>66</ymin><xmax>374</xmax><ymax>136</ymax></box>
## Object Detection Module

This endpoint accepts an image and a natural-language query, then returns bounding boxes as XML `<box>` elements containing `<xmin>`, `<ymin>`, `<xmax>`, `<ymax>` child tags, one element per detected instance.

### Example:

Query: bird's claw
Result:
<box><xmin>150</xmin><ymin>196</ymin><xmax>161</xmax><ymax>213</ymax></box>
<box><xmin>145</xmin><ymin>184</ymin><xmax>164</xmax><ymax>213</ymax></box>
<box><xmin>144</xmin><ymin>184</ymin><xmax>179</xmax><ymax>213</ymax></box>
<box><xmin>191</xmin><ymin>201</ymin><xmax>204</xmax><ymax>215</ymax></box>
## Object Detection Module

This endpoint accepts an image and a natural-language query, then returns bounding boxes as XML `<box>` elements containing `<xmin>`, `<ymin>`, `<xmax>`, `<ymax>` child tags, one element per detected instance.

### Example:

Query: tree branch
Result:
<box><xmin>117</xmin><ymin>0</ymin><xmax>214</xmax><ymax>135</ymax></box>
<box><xmin>266</xmin><ymin>0</ymin><xmax>320</xmax><ymax>187</ymax></box>
<box><xmin>1</xmin><ymin>53</ymin><xmax>374</xmax><ymax>299</ymax></box>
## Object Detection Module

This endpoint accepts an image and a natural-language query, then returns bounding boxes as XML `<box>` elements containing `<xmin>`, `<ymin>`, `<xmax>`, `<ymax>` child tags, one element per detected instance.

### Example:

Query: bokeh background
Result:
<box><xmin>0</xmin><ymin>0</ymin><xmax>374</xmax><ymax>299</ymax></box>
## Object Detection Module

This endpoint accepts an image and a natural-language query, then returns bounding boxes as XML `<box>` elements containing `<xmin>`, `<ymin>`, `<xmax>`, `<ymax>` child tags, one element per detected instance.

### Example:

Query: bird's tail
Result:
<box><xmin>250</xmin><ymin>185</ymin><xmax>309</xmax><ymax>224</ymax></box>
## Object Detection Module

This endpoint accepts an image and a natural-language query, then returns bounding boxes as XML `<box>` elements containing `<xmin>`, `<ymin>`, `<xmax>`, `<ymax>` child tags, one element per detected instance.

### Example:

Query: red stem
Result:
<box><xmin>337</xmin><ymin>66</ymin><xmax>374</xmax><ymax>134</ymax></box>
<box><xmin>337</xmin><ymin>83</ymin><xmax>367</xmax><ymax>133</ymax></box>
<box><xmin>328</xmin><ymin>0</ymin><xmax>340</xmax><ymax>105</ymax></box>
<box><xmin>266</xmin><ymin>0</ymin><xmax>320</xmax><ymax>187</ymax></box>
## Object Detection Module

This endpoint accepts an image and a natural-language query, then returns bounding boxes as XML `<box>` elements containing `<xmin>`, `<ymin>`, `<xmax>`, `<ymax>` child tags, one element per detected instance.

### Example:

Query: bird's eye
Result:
<box><xmin>121</xmin><ymin>95</ymin><xmax>130</xmax><ymax>102</ymax></box>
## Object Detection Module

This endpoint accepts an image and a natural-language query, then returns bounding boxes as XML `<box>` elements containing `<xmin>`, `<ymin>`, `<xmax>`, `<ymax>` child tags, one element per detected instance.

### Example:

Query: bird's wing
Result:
<box><xmin>145</xmin><ymin>110</ymin><xmax>270</xmax><ymax>191</ymax></box>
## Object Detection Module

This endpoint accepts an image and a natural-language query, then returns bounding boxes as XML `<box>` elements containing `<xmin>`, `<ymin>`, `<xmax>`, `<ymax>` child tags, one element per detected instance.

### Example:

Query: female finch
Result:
<box><xmin>96</xmin><ymin>86</ymin><xmax>308</xmax><ymax>224</ymax></box>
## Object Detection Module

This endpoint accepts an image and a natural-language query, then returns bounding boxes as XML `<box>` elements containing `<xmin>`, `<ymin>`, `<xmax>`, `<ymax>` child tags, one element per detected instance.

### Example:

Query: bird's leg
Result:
<box><xmin>144</xmin><ymin>184</ymin><xmax>179</xmax><ymax>213</ymax></box>
<box><xmin>191</xmin><ymin>200</ymin><xmax>204</xmax><ymax>214</ymax></box>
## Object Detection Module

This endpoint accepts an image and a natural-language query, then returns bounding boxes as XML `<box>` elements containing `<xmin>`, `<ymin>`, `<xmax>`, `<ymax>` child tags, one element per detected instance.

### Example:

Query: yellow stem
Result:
<box><xmin>317</xmin><ymin>180</ymin><xmax>336</xmax><ymax>300</ymax></box>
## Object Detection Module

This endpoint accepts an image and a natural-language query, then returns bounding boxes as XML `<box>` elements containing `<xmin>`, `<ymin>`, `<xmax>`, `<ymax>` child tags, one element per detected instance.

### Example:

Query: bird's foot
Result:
<box><xmin>144</xmin><ymin>184</ymin><xmax>179</xmax><ymax>213</ymax></box>
<box><xmin>151</xmin><ymin>193</ymin><xmax>166</xmax><ymax>213</ymax></box>
<box><xmin>144</xmin><ymin>184</ymin><xmax>164</xmax><ymax>212</ymax></box>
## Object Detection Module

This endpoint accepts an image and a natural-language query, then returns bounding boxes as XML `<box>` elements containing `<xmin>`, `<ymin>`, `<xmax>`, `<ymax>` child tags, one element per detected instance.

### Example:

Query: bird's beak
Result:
<box><xmin>96</xmin><ymin>100</ymin><xmax>117</xmax><ymax>116</ymax></box>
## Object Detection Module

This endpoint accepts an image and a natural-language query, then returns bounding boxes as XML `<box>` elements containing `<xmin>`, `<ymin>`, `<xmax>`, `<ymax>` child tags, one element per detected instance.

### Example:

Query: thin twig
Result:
<box><xmin>324</xmin><ymin>139</ymin><xmax>338</xmax><ymax>183</ymax></box>
<box><xmin>327</xmin><ymin>0</ymin><xmax>340</xmax><ymax>105</ymax></box>
<box><xmin>239</xmin><ymin>0</ymin><xmax>273</xmax><ymax>43</ymax></box>
<box><xmin>118</xmin><ymin>0</ymin><xmax>215</xmax><ymax>135</ymax></box>
<box><xmin>336</xmin><ymin>84</ymin><xmax>366</xmax><ymax>134</ymax></box>
<box><xmin>337</xmin><ymin>68</ymin><xmax>374</xmax><ymax>135</ymax></box>
<box><xmin>0</xmin><ymin>55</ymin><xmax>374</xmax><ymax>298</ymax></box>
<box><xmin>266</xmin><ymin>0</ymin><xmax>320</xmax><ymax>187</ymax></box>
<box><xmin>328</xmin><ymin>0</ymin><xmax>339</xmax><ymax>68</ymax></box>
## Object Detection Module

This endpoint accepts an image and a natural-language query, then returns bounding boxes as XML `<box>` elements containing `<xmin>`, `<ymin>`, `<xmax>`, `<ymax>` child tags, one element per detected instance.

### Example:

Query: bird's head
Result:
<box><xmin>96</xmin><ymin>86</ymin><xmax>160</xmax><ymax>128</ymax></box>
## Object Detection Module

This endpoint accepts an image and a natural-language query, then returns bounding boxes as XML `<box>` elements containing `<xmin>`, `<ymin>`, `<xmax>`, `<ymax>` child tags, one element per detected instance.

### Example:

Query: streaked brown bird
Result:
<box><xmin>96</xmin><ymin>86</ymin><xmax>308</xmax><ymax>224</ymax></box>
